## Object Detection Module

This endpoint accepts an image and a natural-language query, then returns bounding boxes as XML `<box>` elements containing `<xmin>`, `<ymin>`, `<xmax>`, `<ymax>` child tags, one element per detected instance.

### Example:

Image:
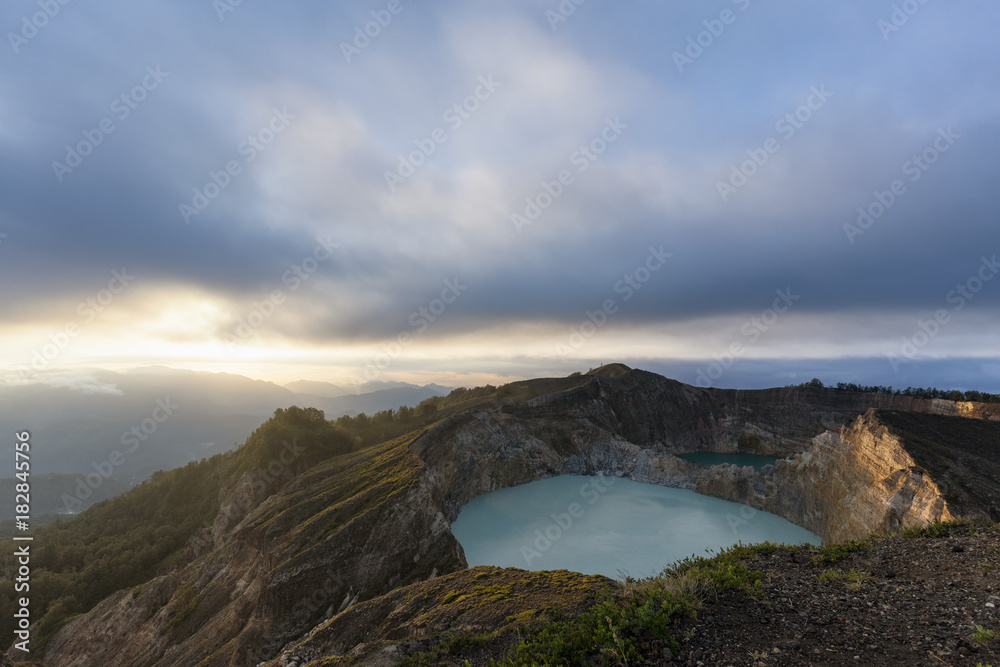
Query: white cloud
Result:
<box><xmin>0</xmin><ymin>370</ymin><xmax>124</xmax><ymax>395</ymax></box>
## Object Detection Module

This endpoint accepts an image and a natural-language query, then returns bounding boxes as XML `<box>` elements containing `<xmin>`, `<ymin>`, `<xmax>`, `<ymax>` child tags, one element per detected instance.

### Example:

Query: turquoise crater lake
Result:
<box><xmin>450</xmin><ymin>475</ymin><xmax>820</xmax><ymax>580</ymax></box>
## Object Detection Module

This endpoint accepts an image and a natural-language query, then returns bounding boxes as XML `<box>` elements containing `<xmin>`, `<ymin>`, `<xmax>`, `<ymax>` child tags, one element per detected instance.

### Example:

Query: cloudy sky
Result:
<box><xmin>2</xmin><ymin>0</ymin><xmax>998</xmax><ymax>391</ymax></box>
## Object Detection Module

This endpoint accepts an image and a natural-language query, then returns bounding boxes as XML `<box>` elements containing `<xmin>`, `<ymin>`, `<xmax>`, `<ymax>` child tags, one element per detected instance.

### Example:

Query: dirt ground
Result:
<box><xmin>666</xmin><ymin>523</ymin><xmax>1000</xmax><ymax>666</ymax></box>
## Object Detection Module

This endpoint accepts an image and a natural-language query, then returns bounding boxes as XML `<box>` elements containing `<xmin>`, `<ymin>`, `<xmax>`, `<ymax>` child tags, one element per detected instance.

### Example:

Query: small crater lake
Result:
<box><xmin>451</xmin><ymin>475</ymin><xmax>819</xmax><ymax>580</ymax></box>
<box><xmin>675</xmin><ymin>451</ymin><xmax>782</xmax><ymax>471</ymax></box>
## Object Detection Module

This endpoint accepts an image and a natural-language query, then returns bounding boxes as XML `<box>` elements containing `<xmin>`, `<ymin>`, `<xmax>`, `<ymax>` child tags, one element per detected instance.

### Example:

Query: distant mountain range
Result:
<box><xmin>284</xmin><ymin>379</ymin><xmax>452</xmax><ymax>398</ymax></box>
<box><xmin>0</xmin><ymin>367</ymin><xmax>449</xmax><ymax>514</ymax></box>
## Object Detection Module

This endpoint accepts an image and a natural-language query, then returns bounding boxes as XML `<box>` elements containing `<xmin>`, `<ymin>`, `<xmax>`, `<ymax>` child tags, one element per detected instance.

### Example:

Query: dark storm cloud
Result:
<box><xmin>1</xmin><ymin>0</ymin><xmax>998</xmax><ymax>377</ymax></box>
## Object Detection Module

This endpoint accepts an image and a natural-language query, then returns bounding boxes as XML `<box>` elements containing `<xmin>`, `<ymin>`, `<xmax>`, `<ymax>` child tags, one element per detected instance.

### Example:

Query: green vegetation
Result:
<box><xmin>332</xmin><ymin>385</ymin><xmax>499</xmax><ymax>446</ymax></box>
<box><xmin>502</xmin><ymin>543</ymin><xmax>777</xmax><ymax>665</ymax></box>
<box><xmin>901</xmin><ymin>518</ymin><xmax>999</xmax><ymax>541</ymax></box>
<box><xmin>238</xmin><ymin>406</ymin><xmax>360</xmax><ymax>473</ymax></box>
<box><xmin>168</xmin><ymin>582</ymin><xmax>198</xmax><ymax>631</ymax></box>
<box><xmin>812</xmin><ymin>538</ymin><xmax>873</xmax><ymax>565</ymax></box>
<box><xmin>495</xmin><ymin>521</ymin><xmax>989</xmax><ymax>664</ymax></box>
<box><xmin>400</xmin><ymin>630</ymin><xmax>498</xmax><ymax>666</ymax></box>
<box><xmin>840</xmin><ymin>382</ymin><xmax>1000</xmax><ymax>403</ymax></box>
<box><xmin>0</xmin><ymin>511</ymin><xmax>63</xmax><ymax>539</ymax></box>
<box><xmin>973</xmin><ymin>626</ymin><xmax>998</xmax><ymax>645</ymax></box>
<box><xmin>793</xmin><ymin>378</ymin><xmax>1000</xmax><ymax>403</ymax></box>
<box><xmin>902</xmin><ymin>519</ymin><xmax>967</xmax><ymax>539</ymax></box>
<box><xmin>0</xmin><ymin>456</ymin><xmax>224</xmax><ymax>648</ymax></box>
<box><xmin>817</xmin><ymin>568</ymin><xmax>869</xmax><ymax>589</ymax></box>
<box><xmin>0</xmin><ymin>405</ymin><xmax>368</xmax><ymax>650</ymax></box>
<box><xmin>331</xmin><ymin>376</ymin><xmax>604</xmax><ymax>447</ymax></box>
<box><xmin>440</xmin><ymin>583</ymin><xmax>513</xmax><ymax>608</ymax></box>
<box><xmin>0</xmin><ymin>473</ymin><xmax>131</xmax><ymax>518</ymax></box>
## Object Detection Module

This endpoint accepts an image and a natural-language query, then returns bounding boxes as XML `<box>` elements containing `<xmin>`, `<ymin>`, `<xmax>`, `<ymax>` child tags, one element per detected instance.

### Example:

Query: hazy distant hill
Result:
<box><xmin>283</xmin><ymin>379</ymin><xmax>353</xmax><ymax>397</ymax></box>
<box><xmin>0</xmin><ymin>473</ymin><xmax>130</xmax><ymax>517</ymax></box>
<box><xmin>299</xmin><ymin>385</ymin><xmax>449</xmax><ymax>418</ymax></box>
<box><xmin>0</xmin><ymin>367</ymin><xmax>449</xmax><ymax>515</ymax></box>
<box><xmin>284</xmin><ymin>379</ymin><xmax>452</xmax><ymax>400</ymax></box>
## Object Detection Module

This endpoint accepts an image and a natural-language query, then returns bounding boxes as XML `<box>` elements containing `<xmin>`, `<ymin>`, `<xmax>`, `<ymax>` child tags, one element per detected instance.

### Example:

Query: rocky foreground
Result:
<box><xmin>674</xmin><ymin>522</ymin><xmax>1000</xmax><ymax>667</ymax></box>
<box><xmin>262</xmin><ymin>521</ymin><xmax>1000</xmax><ymax>666</ymax></box>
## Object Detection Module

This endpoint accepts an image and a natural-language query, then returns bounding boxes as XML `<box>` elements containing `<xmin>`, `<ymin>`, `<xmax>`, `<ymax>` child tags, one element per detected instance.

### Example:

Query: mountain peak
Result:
<box><xmin>586</xmin><ymin>363</ymin><xmax>633</xmax><ymax>378</ymax></box>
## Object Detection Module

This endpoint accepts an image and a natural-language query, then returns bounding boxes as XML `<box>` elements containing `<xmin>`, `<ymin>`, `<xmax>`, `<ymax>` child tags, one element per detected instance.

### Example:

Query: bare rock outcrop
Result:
<box><xmin>695</xmin><ymin>410</ymin><xmax>957</xmax><ymax>543</ymax></box>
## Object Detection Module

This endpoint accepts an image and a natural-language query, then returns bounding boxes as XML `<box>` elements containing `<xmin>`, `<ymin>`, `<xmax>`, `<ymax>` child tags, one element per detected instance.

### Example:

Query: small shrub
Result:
<box><xmin>168</xmin><ymin>582</ymin><xmax>198</xmax><ymax>631</ymax></box>
<box><xmin>818</xmin><ymin>568</ymin><xmax>868</xmax><ymax>589</ymax></box>
<box><xmin>845</xmin><ymin>569</ymin><xmax>869</xmax><ymax>589</ymax></box>
<box><xmin>813</xmin><ymin>538</ymin><xmax>872</xmax><ymax>565</ymax></box>
<box><xmin>902</xmin><ymin>520</ymin><xmax>961</xmax><ymax>539</ymax></box>
<box><xmin>973</xmin><ymin>626</ymin><xmax>997</xmax><ymax>645</ymax></box>
<box><xmin>399</xmin><ymin>630</ymin><xmax>496</xmax><ymax>666</ymax></box>
<box><xmin>901</xmin><ymin>517</ymin><xmax>995</xmax><ymax>539</ymax></box>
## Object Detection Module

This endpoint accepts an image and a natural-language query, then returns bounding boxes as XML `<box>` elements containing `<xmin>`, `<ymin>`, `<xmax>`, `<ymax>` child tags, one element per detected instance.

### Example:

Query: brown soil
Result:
<box><xmin>667</xmin><ymin>524</ymin><xmax>1000</xmax><ymax>666</ymax></box>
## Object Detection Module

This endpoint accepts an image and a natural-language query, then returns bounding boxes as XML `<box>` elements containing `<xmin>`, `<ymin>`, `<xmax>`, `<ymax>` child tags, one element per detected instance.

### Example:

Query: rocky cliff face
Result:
<box><xmin>695</xmin><ymin>411</ymin><xmax>958</xmax><ymax>543</ymax></box>
<box><xmin>37</xmin><ymin>366</ymin><xmax>1000</xmax><ymax>667</ymax></box>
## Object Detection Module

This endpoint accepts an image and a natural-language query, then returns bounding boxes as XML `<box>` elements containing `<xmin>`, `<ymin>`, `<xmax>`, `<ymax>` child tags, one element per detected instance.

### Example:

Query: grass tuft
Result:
<box><xmin>813</xmin><ymin>538</ymin><xmax>872</xmax><ymax>565</ymax></box>
<box><xmin>973</xmin><ymin>626</ymin><xmax>998</xmax><ymax>646</ymax></box>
